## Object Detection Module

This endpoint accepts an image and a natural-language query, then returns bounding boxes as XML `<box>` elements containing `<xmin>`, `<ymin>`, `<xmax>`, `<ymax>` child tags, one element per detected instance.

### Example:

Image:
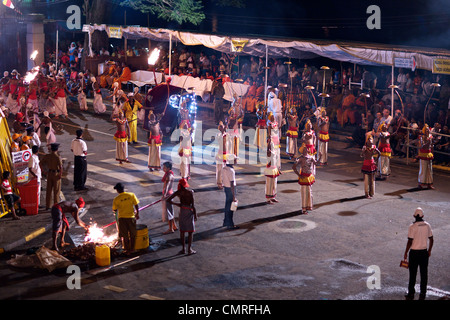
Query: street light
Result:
<box><xmin>305</xmin><ymin>85</ymin><xmax>318</xmax><ymax>108</ymax></box>
<box><xmin>423</xmin><ymin>83</ymin><xmax>441</xmax><ymax>125</ymax></box>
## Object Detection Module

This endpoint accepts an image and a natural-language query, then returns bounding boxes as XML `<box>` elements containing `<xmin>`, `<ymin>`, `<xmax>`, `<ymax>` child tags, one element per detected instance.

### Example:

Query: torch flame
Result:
<box><xmin>30</xmin><ymin>50</ymin><xmax>38</xmax><ymax>61</ymax></box>
<box><xmin>24</xmin><ymin>66</ymin><xmax>40</xmax><ymax>84</ymax></box>
<box><xmin>84</xmin><ymin>223</ymin><xmax>117</xmax><ymax>244</ymax></box>
<box><xmin>148</xmin><ymin>48</ymin><xmax>160</xmax><ymax>66</ymax></box>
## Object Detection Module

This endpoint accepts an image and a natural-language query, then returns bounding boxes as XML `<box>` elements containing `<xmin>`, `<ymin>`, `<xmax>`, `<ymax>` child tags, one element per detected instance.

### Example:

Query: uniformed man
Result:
<box><xmin>41</xmin><ymin>143</ymin><xmax>63</xmax><ymax>210</ymax></box>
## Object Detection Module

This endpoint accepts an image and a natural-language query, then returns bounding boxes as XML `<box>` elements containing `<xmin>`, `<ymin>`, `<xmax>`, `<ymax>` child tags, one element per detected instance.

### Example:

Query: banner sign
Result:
<box><xmin>432</xmin><ymin>59</ymin><xmax>450</xmax><ymax>75</ymax></box>
<box><xmin>107</xmin><ymin>26</ymin><xmax>123</xmax><ymax>39</ymax></box>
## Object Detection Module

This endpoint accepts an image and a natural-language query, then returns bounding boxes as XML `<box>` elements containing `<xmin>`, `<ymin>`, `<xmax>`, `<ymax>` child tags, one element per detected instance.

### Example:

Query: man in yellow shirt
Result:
<box><xmin>122</xmin><ymin>93</ymin><xmax>142</xmax><ymax>144</ymax></box>
<box><xmin>112</xmin><ymin>182</ymin><xmax>140</xmax><ymax>254</ymax></box>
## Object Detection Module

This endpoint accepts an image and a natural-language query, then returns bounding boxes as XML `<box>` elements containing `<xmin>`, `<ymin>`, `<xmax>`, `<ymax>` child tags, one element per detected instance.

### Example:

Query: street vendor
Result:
<box><xmin>51</xmin><ymin>197</ymin><xmax>87</xmax><ymax>252</ymax></box>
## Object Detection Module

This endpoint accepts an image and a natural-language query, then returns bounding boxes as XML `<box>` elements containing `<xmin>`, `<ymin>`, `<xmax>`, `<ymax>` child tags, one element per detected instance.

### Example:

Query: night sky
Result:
<box><xmin>17</xmin><ymin>0</ymin><xmax>450</xmax><ymax>50</ymax></box>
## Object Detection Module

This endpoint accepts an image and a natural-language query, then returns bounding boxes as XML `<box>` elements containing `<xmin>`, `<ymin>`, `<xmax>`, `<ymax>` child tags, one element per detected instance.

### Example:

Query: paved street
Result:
<box><xmin>0</xmin><ymin>101</ymin><xmax>449</xmax><ymax>302</ymax></box>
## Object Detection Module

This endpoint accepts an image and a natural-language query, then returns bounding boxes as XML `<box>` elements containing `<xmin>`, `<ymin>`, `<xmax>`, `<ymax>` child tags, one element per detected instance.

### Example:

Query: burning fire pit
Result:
<box><xmin>62</xmin><ymin>223</ymin><xmax>120</xmax><ymax>263</ymax></box>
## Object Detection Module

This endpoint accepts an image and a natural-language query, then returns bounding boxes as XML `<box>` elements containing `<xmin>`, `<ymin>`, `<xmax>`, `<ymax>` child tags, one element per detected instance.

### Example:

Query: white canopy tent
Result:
<box><xmin>83</xmin><ymin>24</ymin><xmax>450</xmax><ymax>70</ymax></box>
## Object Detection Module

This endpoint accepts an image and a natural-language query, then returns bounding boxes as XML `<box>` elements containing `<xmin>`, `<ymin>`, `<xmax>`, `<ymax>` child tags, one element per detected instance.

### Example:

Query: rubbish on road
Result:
<box><xmin>7</xmin><ymin>246</ymin><xmax>72</xmax><ymax>272</ymax></box>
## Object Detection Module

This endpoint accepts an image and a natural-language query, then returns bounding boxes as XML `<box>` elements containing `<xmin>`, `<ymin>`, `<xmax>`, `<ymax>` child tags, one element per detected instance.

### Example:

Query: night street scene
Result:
<box><xmin>0</xmin><ymin>0</ymin><xmax>449</xmax><ymax>312</ymax></box>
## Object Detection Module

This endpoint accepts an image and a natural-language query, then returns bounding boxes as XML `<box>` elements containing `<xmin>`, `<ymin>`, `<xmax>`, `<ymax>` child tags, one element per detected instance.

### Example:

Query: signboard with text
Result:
<box><xmin>12</xmin><ymin>150</ymin><xmax>31</xmax><ymax>184</ymax></box>
<box><xmin>432</xmin><ymin>59</ymin><xmax>450</xmax><ymax>75</ymax></box>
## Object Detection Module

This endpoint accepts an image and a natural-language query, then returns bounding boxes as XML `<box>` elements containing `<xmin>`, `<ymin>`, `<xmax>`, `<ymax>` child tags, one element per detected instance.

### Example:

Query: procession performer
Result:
<box><xmin>113</xmin><ymin>111</ymin><xmax>131</xmax><ymax>164</ymax></box>
<box><xmin>317</xmin><ymin>107</ymin><xmax>330</xmax><ymax>165</ymax></box>
<box><xmin>0</xmin><ymin>71</ymin><xmax>9</xmax><ymax>101</ymax></box>
<box><xmin>285</xmin><ymin>107</ymin><xmax>299</xmax><ymax>159</ymax></box>
<box><xmin>26</xmin><ymin>102</ymin><xmax>41</xmax><ymax>138</ymax></box>
<box><xmin>77</xmin><ymin>73</ymin><xmax>88</xmax><ymax>111</ymax></box>
<box><xmin>37</xmin><ymin>111</ymin><xmax>56</xmax><ymax>151</ymax></box>
<box><xmin>265</xmin><ymin>130</ymin><xmax>281</xmax><ymax>204</ymax></box>
<box><xmin>216</xmin><ymin>121</ymin><xmax>229</xmax><ymax>189</ymax></box>
<box><xmin>293</xmin><ymin>146</ymin><xmax>320</xmax><ymax>214</ymax></box>
<box><xmin>147</xmin><ymin>111</ymin><xmax>163</xmax><ymax>171</ymax></box>
<box><xmin>267</xmin><ymin>112</ymin><xmax>282</xmax><ymax>172</ymax></box>
<box><xmin>91</xmin><ymin>77</ymin><xmax>106</xmax><ymax>114</ymax></box>
<box><xmin>179</xmin><ymin>121</ymin><xmax>192</xmax><ymax>179</ymax></box>
<box><xmin>418</xmin><ymin>124</ymin><xmax>435</xmax><ymax>189</ymax></box>
<box><xmin>377</xmin><ymin>123</ymin><xmax>392</xmax><ymax>179</ymax></box>
<box><xmin>361</xmin><ymin>134</ymin><xmax>380</xmax><ymax>199</ymax></box>
<box><xmin>226</xmin><ymin>107</ymin><xmax>240</xmax><ymax>165</ymax></box>
<box><xmin>123</xmin><ymin>93</ymin><xmax>142</xmax><ymax>144</ymax></box>
<box><xmin>38</xmin><ymin>73</ymin><xmax>53</xmax><ymax>114</ymax></box>
<box><xmin>253</xmin><ymin>103</ymin><xmax>268</xmax><ymax>152</ymax></box>
<box><xmin>50</xmin><ymin>77</ymin><xmax>69</xmax><ymax>119</ymax></box>
<box><xmin>300</xmin><ymin>119</ymin><xmax>317</xmax><ymax>163</ymax></box>
<box><xmin>6</xmin><ymin>70</ymin><xmax>19</xmax><ymax>115</ymax></box>
<box><xmin>229</xmin><ymin>93</ymin><xmax>245</xmax><ymax>139</ymax></box>
<box><xmin>27</xmin><ymin>79</ymin><xmax>39</xmax><ymax>112</ymax></box>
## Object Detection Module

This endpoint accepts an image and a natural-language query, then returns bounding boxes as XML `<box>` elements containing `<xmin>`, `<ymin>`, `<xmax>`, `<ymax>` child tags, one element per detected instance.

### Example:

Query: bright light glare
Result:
<box><xmin>30</xmin><ymin>50</ymin><xmax>38</xmax><ymax>60</ymax></box>
<box><xmin>148</xmin><ymin>48</ymin><xmax>160</xmax><ymax>66</ymax></box>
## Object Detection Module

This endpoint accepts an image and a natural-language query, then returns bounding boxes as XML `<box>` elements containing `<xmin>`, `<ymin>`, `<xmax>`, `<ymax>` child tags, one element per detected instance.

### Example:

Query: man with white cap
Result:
<box><xmin>403</xmin><ymin>207</ymin><xmax>434</xmax><ymax>300</ymax></box>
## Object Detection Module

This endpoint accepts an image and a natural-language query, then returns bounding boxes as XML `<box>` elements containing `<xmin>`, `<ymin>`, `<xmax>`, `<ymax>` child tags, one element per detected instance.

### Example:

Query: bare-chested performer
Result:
<box><xmin>51</xmin><ymin>198</ymin><xmax>87</xmax><ymax>252</ymax></box>
<box><xmin>377</xmin><ymin>123</ymin><xmax>392</xmax><ymax>180</ymax></box>
<box><xmin>317</xmin><ymin>107</ymin><xmax>330</xmax><ymax>165</ymax></box>
<box><xmin>113</xmin><ymin>111</ymin><xmax>131</xmax><ymax>164</ymax></box>
<box><xmin>147</xmin><ymin>111</ymin><xmax>163</xmax><ymax>171</ymax></box>
<box><xmin>361</xmin><ymin>134</ymin><xmax>381</xmax><ymax>198</ymax></box>
<box><xmin>285</xmin><ymin>107</ymin><xmax>299</xmax><ymax>159</ymax></box>
<box><xmin>418</xmin><ymin>124</ymin><xmax>435</xmax><ymax>189</ymax></box>
<box><xmin>179</xmin><ymin>121</ymin><xmax>192</xmax><ymax>179</ymax></box>
<box><xmin>300</xmin><ymin>119</ymin><xmax>317</xmax><ymax>158</ymax></box>
<box><xmin>167</xmin><ymin>178</ymin><xmax>198</xmax><ymax>255</ymax></box>
<box><xmin>293</xmin><ymin>147</ymin><xmax>320</xmax><ymax>214</ymax></box>
<box><xmin>226</xmin><ymin>108</ymin><xmax>240</xmax><ymax>165</ymax></box>
<box><xmin>216</xmin><ymin>121</ymin><xmax>229</xmax><ymax>188</ymax></box>
<box><xmin>253</xmin><ymin>102</ymin><xmax>268</xmax><ymax>152</ymax></box>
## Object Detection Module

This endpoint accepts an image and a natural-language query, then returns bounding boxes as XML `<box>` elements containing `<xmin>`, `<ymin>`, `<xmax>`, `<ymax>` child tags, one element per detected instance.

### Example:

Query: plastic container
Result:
<box><xmin>135</xmin><ymin>224</ymin><xmax>149</xmax><ymax>250</ymax></box>
<box><xmin>95</xmin><ymin>245</ymin><xmax>110</xmax><ymax>266</ymax></box>
<box><xmin>17</xmin><ymin>178</ymin><xmax>39</xmax><ymax>215</ymax></box>
<box><xmin>231</xmin><ymin>200</ymin><xmax>238</xmax><ymax>211</ymax></box>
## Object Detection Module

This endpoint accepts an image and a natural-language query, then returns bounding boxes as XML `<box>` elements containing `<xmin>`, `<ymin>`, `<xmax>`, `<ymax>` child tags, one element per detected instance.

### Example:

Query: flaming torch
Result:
<box><xmin>148</xmin><ymin>48</ymin><xmax>160</xmax><ymax>85</ymax></box>
<box><xmin>24</xmin><ymin>66</ymin><xmax>40</xmax><ymax>84</ymax></box>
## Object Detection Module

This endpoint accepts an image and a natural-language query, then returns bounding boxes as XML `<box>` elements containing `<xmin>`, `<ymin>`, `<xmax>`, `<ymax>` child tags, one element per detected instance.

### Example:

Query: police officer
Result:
<box><xmin>41</xmin><ymin>143</ymin><xmax>63</xmax><ymax>210</ymax></box>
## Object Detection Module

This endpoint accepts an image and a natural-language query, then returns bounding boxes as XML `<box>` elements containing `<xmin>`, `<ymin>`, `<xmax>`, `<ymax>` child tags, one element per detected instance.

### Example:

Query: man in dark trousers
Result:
<box><xmin>41</xmin><ymin>143</ymin><xmax>63</xmax><ymax>210</ymax></box>
<box><xmin>71</xmin><ymin>129</ymin><xmax>88</xmax><ymax>191</ymax></box>
<box><xmin>404</xmin><ymin>207</ymin><xmax>434</xmax><ymax>300</ymax></box>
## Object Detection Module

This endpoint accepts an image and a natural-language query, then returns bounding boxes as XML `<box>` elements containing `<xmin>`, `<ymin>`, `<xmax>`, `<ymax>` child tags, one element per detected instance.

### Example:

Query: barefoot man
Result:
<box><xmin>51</xmin><ymin>198</ymin><xmax>87</xmax><ymax>252</ymax></box>
<box><xmin>147</xmin><ymin>111</ymin><xmax>163</xmax><ymax>171</ymax></box>
<box><xmin>361</xmin><ymin>134</ymin><xmax>381</xmax><ymax>198</ymax></box>
<box><xmin>113</xmin><ymin>111</ymin><xmax>131</xmax><ymax>164</ymax></box>
<box><xmin>167</xmin><ymin>178</ymin><xmax>198</xmax><ymax>255</ymax></box>
<box><xmin>317</xmin><ymin>107</ymin><xmax>330</xmax><ymax>165</ymax></box>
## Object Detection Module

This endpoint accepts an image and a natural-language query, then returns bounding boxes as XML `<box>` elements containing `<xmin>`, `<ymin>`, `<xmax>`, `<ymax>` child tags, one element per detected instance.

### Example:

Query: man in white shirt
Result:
<box><xmin>221</xmin><ymin>163</ymin><xmax>238</xmax><ymax>229</ymax></box>
<box><xmin>28</xmin><ymin>145</ymin><xmax>42</xmax><ymax>205</ymax></box>
<box><xmin>71</xmin><ymin>129</ymin><xmax>88</xmax><ymax>191</ymax></box>
<box><xmin>267</xmin><ymin>91</ymin><xmax>283</xmax><ymax>138</ymax></box>
<box><xmin>404</xmin><ymin>207</ymin><xmax>434</xmax><ymax>300</ymax></box>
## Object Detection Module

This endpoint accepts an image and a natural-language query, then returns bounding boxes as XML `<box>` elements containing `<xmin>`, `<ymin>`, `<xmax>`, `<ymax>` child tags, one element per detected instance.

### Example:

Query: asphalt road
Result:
<box><xmin>0</xmin><ymin>102</ymin><xmax>449</xmax><ymax>304</ymax></box>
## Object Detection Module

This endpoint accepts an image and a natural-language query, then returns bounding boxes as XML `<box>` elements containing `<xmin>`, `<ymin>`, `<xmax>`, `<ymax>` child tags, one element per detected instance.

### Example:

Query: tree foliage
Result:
<box><xmin>120</xmin><ymin>0</ymin><xmax>206</xmax><ymax>25</ymax></box>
